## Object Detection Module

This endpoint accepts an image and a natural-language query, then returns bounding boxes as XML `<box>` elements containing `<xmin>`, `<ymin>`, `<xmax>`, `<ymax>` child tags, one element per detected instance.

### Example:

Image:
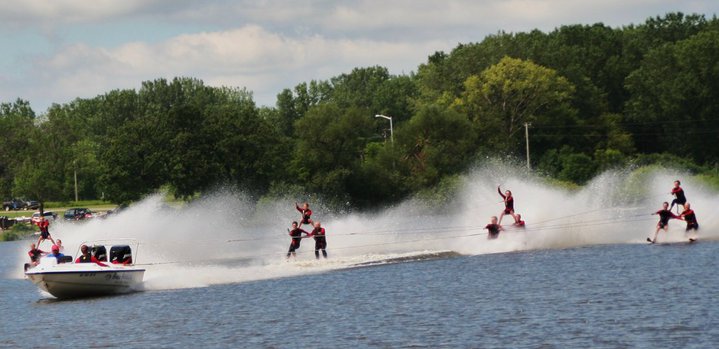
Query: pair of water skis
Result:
<box><xmin>646</xmin><ymin>237</ymin><xmax>697</xmax><ymax>245</ymax></box>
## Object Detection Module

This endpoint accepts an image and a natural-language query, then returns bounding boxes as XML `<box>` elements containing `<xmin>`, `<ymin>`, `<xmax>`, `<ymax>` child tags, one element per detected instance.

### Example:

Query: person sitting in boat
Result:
<box><xmin>44</xmin><ymin>245</ymin><xmax>67</xmax><ymax>263</ymax></box>
<box><xmin>110</xmin><ymin>246</ymin><xmax>133</xmax><ymax>265</ymax></box>
<box><xmin>513</xmin><ymin>214</ymin><xmax>526</xmax><ymax>228</ymax></box>
<box><xmin>75</xmin><ymin>245</ymin><xmax>108</xmax><ymax>266</ymax></box>
<box><xmin>27</xmin><ymin>243</ymin><xmax>46</xmax><ymax>267</ymax></box>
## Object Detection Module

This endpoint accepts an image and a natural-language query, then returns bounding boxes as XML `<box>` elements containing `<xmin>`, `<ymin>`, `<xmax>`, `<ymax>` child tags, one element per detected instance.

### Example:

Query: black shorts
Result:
<box><xmin>40</xmin><ymin>231</ymin><xmax>50</xmax><ymax>239</ymax></box>
<box><xmin>301</xmin><ymin>217</ymin><xmax>311</xmax><ymax>224</ymax></box>
<box><xmin>686</xmin><ymin>223</ymin><xmax>699</xmax><ymax>231</ymax></box>
<box><xmin>503</xmin><ymin>208</ymin><xmax>513</xmax><ymax>215</ymax></box>
<box><xmin>288</xmin><ymin>239</ymin><xmax>302</xmax><ymax>252</ymax></box>
<box><xmin>658</xmin><ymin>222</ymin><xmax>667</xmax><ymax>229</ymax></box>
<box><xmin>314</xmin><ymin>238</ymin><xmax>327</xmax><ymax>250</ymax></box>
<box><xmin>672</xmin><ymin>198</ymin><xmax>687</xmax><ymax>205</ymax></box>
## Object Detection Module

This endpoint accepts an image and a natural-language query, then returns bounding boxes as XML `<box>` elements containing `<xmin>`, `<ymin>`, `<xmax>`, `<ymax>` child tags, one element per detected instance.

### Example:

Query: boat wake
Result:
<box><xmin>11</xmin><ymin>164</ymin><xmax>719</xmax><ymax>292</ymax></box>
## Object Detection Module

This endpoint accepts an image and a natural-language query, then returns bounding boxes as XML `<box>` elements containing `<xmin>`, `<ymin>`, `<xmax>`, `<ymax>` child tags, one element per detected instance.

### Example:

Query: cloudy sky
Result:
<box><xmin>1</xmin><ymin>0</ymin><xmax>717</xmax><ymax>113</ymax></box>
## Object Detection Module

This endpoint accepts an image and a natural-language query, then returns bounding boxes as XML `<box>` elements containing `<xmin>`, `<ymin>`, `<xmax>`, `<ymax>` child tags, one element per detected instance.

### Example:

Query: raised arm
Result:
<box><xmin>497</xmin><ymin>186</ymin><xmax>506</xmax><ymax>199</ymax></box>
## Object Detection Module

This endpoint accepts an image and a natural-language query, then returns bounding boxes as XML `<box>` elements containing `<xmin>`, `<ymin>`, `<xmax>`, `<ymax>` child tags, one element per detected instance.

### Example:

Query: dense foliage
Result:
<box><xmin>1</xmin><ymin>13</ymin><xmax>718</xmax><ymax>208</ymax></box>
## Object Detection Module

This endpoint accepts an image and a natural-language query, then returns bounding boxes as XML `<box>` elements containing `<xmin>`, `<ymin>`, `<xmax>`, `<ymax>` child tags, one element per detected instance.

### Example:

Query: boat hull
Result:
<box><xmin>26</xmin><ymin>269</ymin><xmax>145</xmax><ymax>299</ymax></box>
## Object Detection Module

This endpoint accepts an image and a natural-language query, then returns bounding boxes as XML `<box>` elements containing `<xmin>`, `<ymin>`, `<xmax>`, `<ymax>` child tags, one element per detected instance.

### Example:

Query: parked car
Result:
<box><xmin>31</xmin><ymin>211</ymin><xmax>58</xmax><ymax>226</ymax></box>
<box><xmin>2</xmin><ymin>198</ymin><xmax>40</xmax><ymax>211</ymax></box>
<box><xmin>25</xmin><ymin>200</ymin><xmax>40</xmax><ymax>210</ymax></box>
<box><xmin>3</xmin><ymin>199</ymin><xmax>26</xmax><ymax>211</ymax></box>
<box><xmin>64</xmin><ymin>208</ymin><xmax>94</xmax><ymax>221</ymax></box>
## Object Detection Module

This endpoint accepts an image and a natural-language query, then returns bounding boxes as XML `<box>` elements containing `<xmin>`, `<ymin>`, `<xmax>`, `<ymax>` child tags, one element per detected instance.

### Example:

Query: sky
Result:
<box><xmin>0</xmin><ymin>0</ymin><xmax>717</xmax><ymax>114</ymax></box>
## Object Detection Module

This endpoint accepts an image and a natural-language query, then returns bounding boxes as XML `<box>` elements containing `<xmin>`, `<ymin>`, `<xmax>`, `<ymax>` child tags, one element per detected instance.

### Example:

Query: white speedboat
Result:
<box><xmin>25</xmin><ymin>240</ymin><xmax>145</xmax><ymax>299</ymax></box>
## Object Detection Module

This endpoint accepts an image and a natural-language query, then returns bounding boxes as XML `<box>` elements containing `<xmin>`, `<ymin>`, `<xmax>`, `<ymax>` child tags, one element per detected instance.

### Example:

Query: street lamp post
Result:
<box><xmin>374</xmin><ymin>114</ymin><xmax>393</xmax><ymax>144</ymax></box>
<box><xmin>524</xmin><ymin>122</ymin><xmax>531</xmax><ymax>170</ymax></box>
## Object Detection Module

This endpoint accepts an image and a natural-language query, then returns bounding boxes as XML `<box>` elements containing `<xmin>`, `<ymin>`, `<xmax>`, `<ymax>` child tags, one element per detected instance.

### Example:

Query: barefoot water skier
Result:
<box><xmin>484</xmin><ymin>216</ymin><xmax>504</xmax><ymax>240</ymax></box>
<box><xmin>648</xmin><ymin>202</ymin><xmax>680</xmax><ymax>243</ymax></box>
<box><xmin>310</xmin><ymin>221</ymin><xmax>328</xmax><ymax>259</ymax></box>
<box><xmin>296</xmin><ymin>202</ymin><xmax>313</xmax><ymax>228</ymax></box>
<box><xmin>497</xmin><ymin>186</ymin><xmax>518</xmax><ymax>225</ymax></box>
<box><xmin>513</xmin><ymin>214</ymin><xmax>526</xmax><ymax>228</ymax></box>
<box><xmin>287</xmin><ymin>221</ymin><xmax>310</xmax><ymax>258</ymax></box>
<box><xmin>669</xmin><ymin>180</ymin><xmax>687</xmax><ymax>213</ymax></box>
<box><xmin>679</xmin><ymin>203</ymin><xmax>699</xmax><ymax>242</ymax></box>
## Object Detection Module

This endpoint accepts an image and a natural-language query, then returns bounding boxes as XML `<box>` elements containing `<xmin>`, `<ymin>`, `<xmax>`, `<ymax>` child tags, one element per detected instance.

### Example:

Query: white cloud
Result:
<box><xmin>0</xmin><ymin>0</ymin><xmax>717</xmax><ymax>112</ymax></box>
<box><xmin>0</xmin><ymin>0</ymin><xmax>166</xmax><ymax>26</ymax></box>
<box><xmin>15</xmin><ymin>25</ymin><xmax>447</xmax><ymax>110</ymax></box>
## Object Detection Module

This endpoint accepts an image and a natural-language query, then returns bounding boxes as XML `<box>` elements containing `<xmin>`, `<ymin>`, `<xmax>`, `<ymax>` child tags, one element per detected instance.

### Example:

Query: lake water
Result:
<box><xmin>4</xmin><ymin>168</ymin><xmax>718</xmax><ymax>347</ymax></box>
<box><xmin>2</xmin><ymin>238</ymin><xmax>717</xmax><ymax>348</ymax></box>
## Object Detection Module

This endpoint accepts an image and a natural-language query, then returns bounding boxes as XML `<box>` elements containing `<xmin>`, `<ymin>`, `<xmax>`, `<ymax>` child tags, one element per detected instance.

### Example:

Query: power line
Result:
<box><xmin>532</xmin><ymin>118</ymin><xmax>719</xmax><ymax>130</ymax></box>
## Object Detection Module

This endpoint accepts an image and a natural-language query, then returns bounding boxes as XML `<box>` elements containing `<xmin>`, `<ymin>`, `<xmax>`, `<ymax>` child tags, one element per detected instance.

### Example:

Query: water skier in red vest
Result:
<box><xmin>679</xmin><ymin>202</ymin><xmax>699</xmax><ymax>242</ymax></box>
<box><xmin>648</xmin><ymin>202</ymin><xmax>680</xmax><ymax>243</ymax></box>
<box><xmin>287</xmin><ymin>221</ymin><xmax>310</xmax><ymax>258</ymax></box>
<box><xmin>310</xmin><ymin>221</ymin><xmax>328</xmax><ymax>259</ymax></box>
<box><xmin>513</xmin><ymin>214</ymin><xmax>526</xmax><ymax>228</ymax></box>
<box><xmin>669</xmin><ymin>180</ymin><xmax>687</xmax><ymax>213</ymax></box>
<box><xmin>485</xmin><ymin>216</ymin><xmax>504</xmax><ymax>240</ymax></box>
<box><xmin>296</xmin><ymin>202</ymin><xmax>313</xmax><ymax>228</ymax></box>
<box><xmin>497</xmin><ymin>186</ymin><xmax>518</xmax><ymax>225</ymax></box>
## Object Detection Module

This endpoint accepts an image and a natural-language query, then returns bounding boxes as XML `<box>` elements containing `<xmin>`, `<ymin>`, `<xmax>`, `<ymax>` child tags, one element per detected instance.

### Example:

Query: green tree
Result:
<box><xmin>395</xmin><ymin>104</ymin><xmax>476</xmax><ymax>189</ymax></box>
<box><xmin>538</xmin><ymin>146</ymin><xmax>597</xmax><ymax>184</ymax></box>
<box><xmin>204</xmin><ymin>87</ymin><xmax>290</xmax><ymax>196</ymax></box>
<box><xmin>291</xmin><ymin>104</ymin><xmax>374</xmax><ymax>204</ymax></box>
<box><xmin>0</xmin><ymin>99</ymin><xmax>35</xmax><ymax>198</ymax></box>
<box><xmin>454</xmin><ymin>56</ymin><xmax>576</xmax><ymax>154</ymax></box>
<box><xmin>625</xmin><ymin>30</ymin><xmax>719</xmax><ymax>162</ymax></box>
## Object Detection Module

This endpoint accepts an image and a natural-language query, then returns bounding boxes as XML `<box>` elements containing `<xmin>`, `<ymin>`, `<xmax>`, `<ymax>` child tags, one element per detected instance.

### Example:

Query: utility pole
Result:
<box><xmin>524</xmin><ymin>122</ymin><xmax>531</xmax><ymax>170</ymax></box>
<box><xmin>74</xmin><ymin>160</ymin><xmax>78</xmax><ymax>202</ymax></box>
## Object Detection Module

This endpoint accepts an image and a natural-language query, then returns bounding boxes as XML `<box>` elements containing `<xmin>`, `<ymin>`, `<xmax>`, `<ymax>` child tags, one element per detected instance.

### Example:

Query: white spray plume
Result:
<box><xmin>12</xmin><ymin>164</ymin><xmax>718</xmax><ymax>289</ymax></box>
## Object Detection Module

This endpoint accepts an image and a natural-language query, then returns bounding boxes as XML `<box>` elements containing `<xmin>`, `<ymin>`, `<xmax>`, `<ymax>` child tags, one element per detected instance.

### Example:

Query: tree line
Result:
<box><xmin>1</xmin><ymin>12</ymin><xmax>718</xmax><ymax>209</ymax></box>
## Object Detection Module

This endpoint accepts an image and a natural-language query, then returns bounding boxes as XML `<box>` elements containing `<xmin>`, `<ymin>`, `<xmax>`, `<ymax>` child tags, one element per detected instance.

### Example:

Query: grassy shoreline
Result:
<box><xmin>1</xmin><ymin>200</ymin><xmax>116</xmax><ymax>218</ymax></box>
<box><xmin>0</xmin><ymin>223</ymin><xmax>36</xmax><ymax>242</ymax></box>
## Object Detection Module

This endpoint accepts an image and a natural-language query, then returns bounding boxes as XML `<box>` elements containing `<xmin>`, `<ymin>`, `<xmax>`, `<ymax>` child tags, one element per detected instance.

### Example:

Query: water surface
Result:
<box><xmin>2</xmin><ymin>239</ymin><xmax>717</xmax><ymax>348</ymax></box>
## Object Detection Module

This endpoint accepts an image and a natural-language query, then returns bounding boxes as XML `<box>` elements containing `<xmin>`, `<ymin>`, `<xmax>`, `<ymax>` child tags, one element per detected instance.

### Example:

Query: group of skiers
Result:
<box><xmin>649</xmin><ymin>180</ymin><xmax>699</xmax><ymax>243</ymax></box>
<box><xmin>483</xmin><ymin>186</ymin><xmax>526</xmax><ymax>240</ymax></box>
<box><xmin>287</xmin><ymin>202</ymin><xmax>328</xmax><ymax>259</ymax></box>
<box><xmin>482</xmin><ymin>180</ymin><xmax>700</xmax><ymax>243</ymax></box>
